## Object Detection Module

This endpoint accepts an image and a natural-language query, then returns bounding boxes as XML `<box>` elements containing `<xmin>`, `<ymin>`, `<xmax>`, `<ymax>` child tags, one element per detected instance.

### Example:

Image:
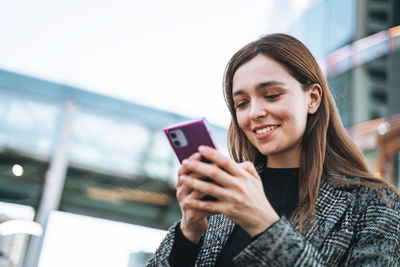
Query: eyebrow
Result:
<box><xmin>233</xmin><ymin>80</ymin><xmax>287</xmax><ymax>97</ymax></box>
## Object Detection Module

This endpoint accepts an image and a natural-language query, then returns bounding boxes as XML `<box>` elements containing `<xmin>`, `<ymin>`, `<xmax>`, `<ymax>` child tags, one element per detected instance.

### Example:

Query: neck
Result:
<box><xmin>266</xmin><ymin>149</ymin><xmax>301</xmax><ymax>168</ymax></box>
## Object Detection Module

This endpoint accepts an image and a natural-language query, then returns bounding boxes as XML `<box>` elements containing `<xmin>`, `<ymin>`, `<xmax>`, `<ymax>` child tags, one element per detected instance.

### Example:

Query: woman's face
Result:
<box><xmin>232</xmin><ymin>54</ymin><xmax>312</xmax><ymax>168</ymax></box>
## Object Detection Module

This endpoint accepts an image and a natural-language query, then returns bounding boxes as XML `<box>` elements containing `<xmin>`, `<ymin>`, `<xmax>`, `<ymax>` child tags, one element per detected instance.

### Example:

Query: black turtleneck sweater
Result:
<box><xmin>168</xmin><ymin>167</ymin><xmax>299</xmax><ymax>267</ymax></box>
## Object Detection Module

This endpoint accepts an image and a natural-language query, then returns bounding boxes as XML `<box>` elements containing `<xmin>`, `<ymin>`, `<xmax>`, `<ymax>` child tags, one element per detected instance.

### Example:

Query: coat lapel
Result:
<box><xmin>302</xmin><ymin>181</ymin><xmax>353</xmax><ymax>248</ymax></box>
<box><xmin>195</xmin><ymin>214</ymin><xmax>235</xmax><ymax>266</ymax></box>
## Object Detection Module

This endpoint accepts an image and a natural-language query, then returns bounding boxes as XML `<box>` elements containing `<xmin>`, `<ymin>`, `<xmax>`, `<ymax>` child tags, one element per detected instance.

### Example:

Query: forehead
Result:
<box><xmin>232</xmin><ymin>54</ymin><xmax>295</xmax><ymax>92</ymax></box>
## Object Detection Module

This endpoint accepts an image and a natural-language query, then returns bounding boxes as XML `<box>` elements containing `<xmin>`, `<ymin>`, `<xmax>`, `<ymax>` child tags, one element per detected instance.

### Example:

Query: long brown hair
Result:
<box><xmin>223</xmin><ymin>33</ymin><xmax>399</xmax><ymax>232</ymax></box>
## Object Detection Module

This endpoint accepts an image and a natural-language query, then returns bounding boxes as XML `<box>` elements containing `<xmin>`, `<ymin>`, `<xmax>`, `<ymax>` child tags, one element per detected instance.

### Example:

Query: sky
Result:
<box><xmin>0</xmin><ymin>0</ymin><xmax>281</xmax><ymax>127</ymax></box>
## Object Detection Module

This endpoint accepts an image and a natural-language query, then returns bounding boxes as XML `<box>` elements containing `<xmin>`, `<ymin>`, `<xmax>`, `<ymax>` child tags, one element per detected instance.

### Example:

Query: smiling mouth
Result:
<box><xmin>254</xmin><ymin>125</ymin><xmax>280</xmax><ymax>134</ymax></box>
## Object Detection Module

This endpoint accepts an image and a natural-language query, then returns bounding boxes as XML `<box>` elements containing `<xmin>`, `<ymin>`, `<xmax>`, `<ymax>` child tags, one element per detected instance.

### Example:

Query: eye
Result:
<box><xmin>264</xmin><ymin>94</ymin><xmax>281</xmax><ymax>100</ymax></box>
<box><xmin>234</xmin><ymin>101</ymin><xmax>248</xmax><ymax>109</ymax></box>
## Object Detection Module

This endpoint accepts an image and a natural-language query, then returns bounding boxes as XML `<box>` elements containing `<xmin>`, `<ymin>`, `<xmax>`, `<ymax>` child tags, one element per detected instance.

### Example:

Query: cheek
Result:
<box><xmin>286</xmin><ymin>97</ymin><xmax>308</xmax><ymax>123</ymax></box>
<box><xmin>277</xmin><ymin>104</ymin><xmax>308</xmax><ymax>133</ymax></box>
<box><xmin>295</xmin><ymin>116</ymin><xmax>308</xmax><ymax>135</ymax></box>
<box><xmin>236</xmin><ymin>112</ymin><xmax>247</xmax><ymax>129</ymax></box>
<box><xmin>236</xmin><ymin>112</ymin><xmax>254</xmax><ymax>140</ymax></box>
<box><xmin>289</xmin><ymin>110</ymin><xmax>308</xmax><ymax>135</ymax></box>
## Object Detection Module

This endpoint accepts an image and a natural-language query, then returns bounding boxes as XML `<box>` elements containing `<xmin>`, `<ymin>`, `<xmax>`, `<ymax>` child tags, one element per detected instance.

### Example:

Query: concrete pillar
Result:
<box><xmin>23</xmin><ymin>101</ymin><xmax>77</xmax><ymax>267</ymax></box>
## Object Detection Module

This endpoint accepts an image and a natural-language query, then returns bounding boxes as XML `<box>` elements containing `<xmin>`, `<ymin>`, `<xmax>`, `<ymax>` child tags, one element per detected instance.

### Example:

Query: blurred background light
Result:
<box><xmin>378</xmin><ymin>122</ymin><xmax>390</xmax><ymax>135</ymax></box>
<box><xmin>11</xmin><ymin>164</ymin><xmax>23</xmax><ymax>177</ymax></box>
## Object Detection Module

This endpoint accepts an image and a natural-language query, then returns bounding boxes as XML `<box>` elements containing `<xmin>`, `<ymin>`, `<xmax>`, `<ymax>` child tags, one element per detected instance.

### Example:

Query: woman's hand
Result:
<box><xmin>176</xmin><ymin>152</ymin><xmax>214</xmax><ymax>244</ymax></box>
<box><xmin>180</xmin><ymin>146</ymin><xmax>280</xmax><ymax>237</ymax></box>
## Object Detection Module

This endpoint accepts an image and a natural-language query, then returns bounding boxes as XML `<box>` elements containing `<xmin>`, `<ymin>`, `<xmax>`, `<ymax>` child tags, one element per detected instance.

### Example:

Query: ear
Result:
<box><xmin>307</xmin><ymin>84</ymin><xmax>322</xmax><ymax>114</ymax></box>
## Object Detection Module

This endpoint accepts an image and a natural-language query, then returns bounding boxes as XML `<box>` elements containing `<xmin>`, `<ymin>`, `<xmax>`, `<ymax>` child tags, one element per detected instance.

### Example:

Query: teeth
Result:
<box><xmin>255</xmin><ymin>125</ymin><xmax>278</xmax><ymax>134</ymax></box>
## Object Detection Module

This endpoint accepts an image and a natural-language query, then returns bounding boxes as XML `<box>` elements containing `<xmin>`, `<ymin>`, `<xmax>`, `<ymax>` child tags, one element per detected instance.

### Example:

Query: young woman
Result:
<box><xmin>147</xmin><ymin>34</ymin><xmax>400</xmax><ymax>266</ymax></box>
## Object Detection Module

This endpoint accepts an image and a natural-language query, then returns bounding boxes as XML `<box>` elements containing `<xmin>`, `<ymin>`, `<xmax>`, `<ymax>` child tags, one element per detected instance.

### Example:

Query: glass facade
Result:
<box><xmin>0</xmin><ymin>69</ymin><xmax>228</xmax><ymax>230</ymax></box>
<box><xmin>327</xmin><ymin>70</ymin><xmax>353</xmax><ymax>127</ymax></box>
<box><xmin>69</xmin><ymin>110</ymin><xmax>154</xmax><ymax>177</ymax></box>
<box><xmin>0</xmin><ymin>90</ymin><xmax>61</xmax><ymax>157</ymax></box>
<box><xmin>287</xmin><ymin>0</ymin><xmax>357</xmax><ymax>59</ymax></box>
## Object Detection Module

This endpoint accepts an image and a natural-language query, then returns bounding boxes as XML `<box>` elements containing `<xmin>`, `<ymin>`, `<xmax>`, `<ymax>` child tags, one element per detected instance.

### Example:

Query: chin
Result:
<box><xmin>257</xmin><ymin>146</ymin><xmax>280</xmax><ymax>157</ymax></box>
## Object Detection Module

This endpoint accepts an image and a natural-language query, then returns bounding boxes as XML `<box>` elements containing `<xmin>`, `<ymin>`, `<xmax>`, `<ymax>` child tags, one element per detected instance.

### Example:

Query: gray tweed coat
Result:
<box><xmin>147</xmin><ymin>178</ymin><xmax>400</xmax><ymax>266</ymax></box>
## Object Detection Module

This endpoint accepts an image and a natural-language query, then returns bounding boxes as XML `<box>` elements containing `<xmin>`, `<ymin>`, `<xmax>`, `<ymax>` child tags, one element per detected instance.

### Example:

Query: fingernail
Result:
<box><xmin>182</xmin><ymin>159</ymin><xmax>188</xmax><ymax>165</ymax></box>
<box><xmin>199</xmin><ymin>146</ymin><xmax>207</xmax><ymax>152</ymax></box>
<box><xmin>180</xmin><ymin>175</ymin><xmax>187</xmax><ymax>182</ymax></box>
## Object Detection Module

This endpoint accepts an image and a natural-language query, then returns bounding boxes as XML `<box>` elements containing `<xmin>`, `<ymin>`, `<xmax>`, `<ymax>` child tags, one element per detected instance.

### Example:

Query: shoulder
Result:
<box><xmin>323</xmin><ymin>173</ymin><xmax>400</xmax><ymax>215</ymax></box>
<box><xmin>317</xmin><ymin>174</ymin><xmax>400</xmax><ymax>247</ymax></box>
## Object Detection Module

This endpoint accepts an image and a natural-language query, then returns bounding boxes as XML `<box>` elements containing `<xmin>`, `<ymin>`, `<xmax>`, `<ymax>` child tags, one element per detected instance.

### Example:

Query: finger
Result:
<box><xmin>188</xmin><ymin>151</ymin><xmax>202</xmax><ymax>161</ymax></box>
<box><xmin>177</xmin><ymin>171</ymin><xmax>207</xmax><ymax>190</ymax></box>
<box><xmin>177</xmin><ymin>182</ymin><xmax>207</xmax><ymax>204</ymax></box>
<box><xmin>182</xmin><ymin>159</ymin><xmax>236</xmax><ymax>188</ymax></box>
<box><xmin>183</xmin><ymin>190</ymin><xmax>214</xmax><ymax>218</ymax></box>
<box><xmin>177</xmin><ymin>153</ymin><xmax>202</xmax><ymax>188</ymax></box>
<box><xmin>189</xmin><ymin>189</ymin><xmax>206</xmax><ymax>200</ymax></box>
<box><xmin>176</xmin><ymin>182</ymin><xmax>193</xmax><ymax>202</ymax></box>
<box><xmin>178</xmin><ymin>152</ymin><xmax>201</xmax><ymax>176</ymax></box>
<box><xmin>198</xmin><ymin>146</ymin><xmax>249</xmax><ymax>178</ymax></box>
<box><xmin>183</xmin><ymin>196</ymin><xmax>222</xmax><ymax>214</ymax></box>
<box><xmin>180</xmin><ymin>175</ymin><xmax>228</xmax><ymax>200</ymax></box>
<box><xmin>176</xmin><ymin>171</ymin><xmax>207</xmax><ymax>192</ymax></box>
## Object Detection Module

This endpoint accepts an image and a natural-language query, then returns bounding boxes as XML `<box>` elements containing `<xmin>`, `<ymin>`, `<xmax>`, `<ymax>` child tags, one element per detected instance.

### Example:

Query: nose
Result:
<box><xmin>248</xmin><ymin>98</ymin><xmax>267</xmax><ymax>120</ymax></box>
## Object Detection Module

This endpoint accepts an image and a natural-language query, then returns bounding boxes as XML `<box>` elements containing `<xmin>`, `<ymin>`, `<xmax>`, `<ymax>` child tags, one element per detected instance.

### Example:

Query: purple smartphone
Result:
<box><xmin>164</xmin><ymin>118</ymin><xmax>217</xmax><ymax>164</ymax></box>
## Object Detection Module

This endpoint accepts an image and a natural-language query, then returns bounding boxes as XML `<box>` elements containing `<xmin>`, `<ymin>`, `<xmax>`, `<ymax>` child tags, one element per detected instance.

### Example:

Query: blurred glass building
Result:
<box><xmin>0</xmin><ymin>69</ymin><xmax>228</xmax><ymax>266</ymax></box>
<box><xmin>271</xmin><ymin>0</ymin><xmax>400</xmax><ymax>185</ymax></box>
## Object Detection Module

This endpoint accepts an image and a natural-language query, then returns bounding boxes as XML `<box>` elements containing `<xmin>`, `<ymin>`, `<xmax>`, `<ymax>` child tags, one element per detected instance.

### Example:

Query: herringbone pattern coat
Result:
<box><xmin>147</xmin><ymin>178</ymin><xmax>400</xmax><ymax>266</ymax></box>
